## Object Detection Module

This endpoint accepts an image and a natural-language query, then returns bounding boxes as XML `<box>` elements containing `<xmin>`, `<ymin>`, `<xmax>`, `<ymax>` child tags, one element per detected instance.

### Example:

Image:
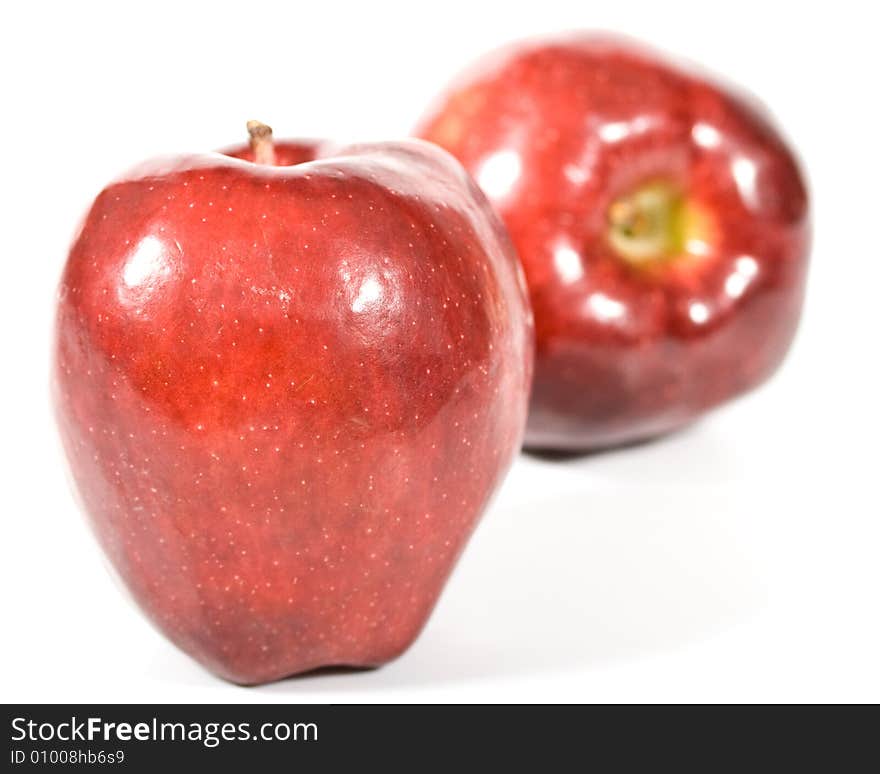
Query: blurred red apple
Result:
<box><xmin>53</xmin><ymin>123</ymin><xmax>533</xmax><ymax>684</ymax></box>
<box><xmin>416</xmin><ymin>33</ymin><xmax>810</xmax><ymax>451</ymax></box>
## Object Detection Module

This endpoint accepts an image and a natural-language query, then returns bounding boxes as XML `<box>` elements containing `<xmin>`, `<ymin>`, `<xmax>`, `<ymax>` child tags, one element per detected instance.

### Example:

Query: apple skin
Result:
<box><xmin>416</xmin><ymin>33</ymin><xmax>810</xmax><ymax>451</ymax></box>
<box><xmin>53</xmin><ymin>137</ymin><xmax>533</xmax><ymax>684</ymax></box>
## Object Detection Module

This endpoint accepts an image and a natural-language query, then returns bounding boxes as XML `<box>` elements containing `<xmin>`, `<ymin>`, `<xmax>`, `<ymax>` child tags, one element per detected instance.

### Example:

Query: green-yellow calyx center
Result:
<box><xmin>607</xmin><ymin>183</ymin><xmax>691</xmax><ymax>267</ymax></box>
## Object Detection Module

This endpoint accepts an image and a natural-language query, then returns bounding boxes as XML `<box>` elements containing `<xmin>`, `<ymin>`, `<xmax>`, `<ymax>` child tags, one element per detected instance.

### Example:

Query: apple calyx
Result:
<box><xmin>607</xmin><ymin>182</ymin><xmax>694</xmax><ymax>267</ymax></box>
<box><xmin>246</xmin><ymin>119</ymin><xmax>276</xmax><ymax>165</ymax></box>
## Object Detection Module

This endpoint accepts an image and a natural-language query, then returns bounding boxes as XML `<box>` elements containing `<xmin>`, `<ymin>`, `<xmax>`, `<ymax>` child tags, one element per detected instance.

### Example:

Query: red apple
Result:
<box><xmin>416</xmin><ymin>33</ymin><xmax>810</xmax><ymax>451</ymax></box>
<box><xmin>53</xmin><ymin>123</ymin><xmax>533</xmax><ymax>684</ymax></box>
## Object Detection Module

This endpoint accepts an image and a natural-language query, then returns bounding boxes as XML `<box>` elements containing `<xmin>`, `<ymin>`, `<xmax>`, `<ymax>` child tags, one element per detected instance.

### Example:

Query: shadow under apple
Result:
<box><xmin>252</xmin><ymin>429</ymin><xmax>765</xmax><ymax>692</ymax></box>
<box><xmin>146</xmin><ymin>425</ymin><xmax>765</xmax><ymax>692</ymax></box>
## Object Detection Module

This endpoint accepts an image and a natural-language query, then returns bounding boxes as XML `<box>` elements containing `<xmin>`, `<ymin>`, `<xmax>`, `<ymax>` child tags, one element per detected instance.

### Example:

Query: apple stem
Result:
<box><xmin>608</xmin><ymin>200</ymin><xmax>650</xmax><ymax>239</ymax></box>
<box><xmin>247</xmin><ymin>120</ymin><xmax>276</xmax><ymax>166</ymax></box>
<box><xmin>606</xmin><ymin>183</ymin><xmax>684</xmax><ymax>266</ymax></box>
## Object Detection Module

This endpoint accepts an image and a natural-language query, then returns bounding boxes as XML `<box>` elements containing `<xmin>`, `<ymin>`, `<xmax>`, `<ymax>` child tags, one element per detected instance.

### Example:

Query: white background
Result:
<box><xmin>2</xmin><ymin>0</ymin><xmax>878</xmax><ymax>703</ymax></box>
